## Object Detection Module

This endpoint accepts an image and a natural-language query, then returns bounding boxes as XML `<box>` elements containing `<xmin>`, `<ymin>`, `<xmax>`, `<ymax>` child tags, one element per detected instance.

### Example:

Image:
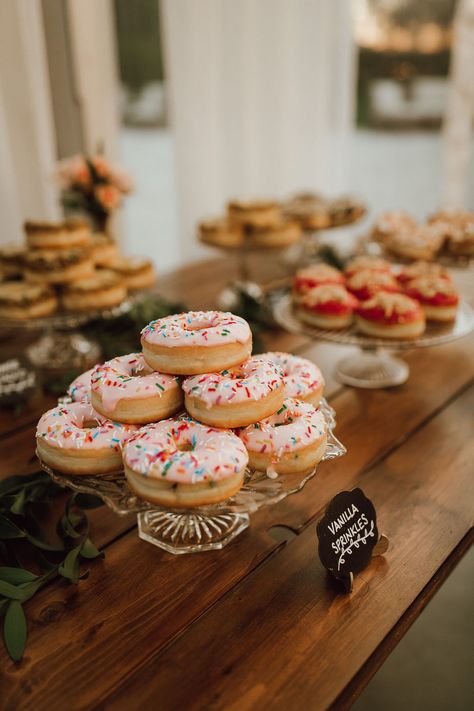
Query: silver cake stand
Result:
<box><xmin>273</xmin><ymin>294</ymin><xmax>474</xmax><ymax>389</ymax></box>
<box><xmin>38</xmin><ymin>399</ymin><xmax>345</xmax><ymax>555</ymax></box>
<box><xmin>0</xmin><ymin>295</ymin><xmax>143</xmax><ymax>371</ymax></box>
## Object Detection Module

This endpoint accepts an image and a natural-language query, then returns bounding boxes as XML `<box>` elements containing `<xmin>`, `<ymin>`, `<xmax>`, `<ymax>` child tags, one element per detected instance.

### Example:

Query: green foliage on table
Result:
<box><xmin>0</xmin><ymin>472</ymin><xmax>103</xmax><ymax>662</ymax></box>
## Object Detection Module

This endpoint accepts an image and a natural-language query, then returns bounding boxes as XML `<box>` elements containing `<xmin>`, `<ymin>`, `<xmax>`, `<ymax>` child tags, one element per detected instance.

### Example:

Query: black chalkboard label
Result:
<box><xmin>317</xmin><ymin>488</ymin><xmax>380</xmax><ymax>588</ymax></box>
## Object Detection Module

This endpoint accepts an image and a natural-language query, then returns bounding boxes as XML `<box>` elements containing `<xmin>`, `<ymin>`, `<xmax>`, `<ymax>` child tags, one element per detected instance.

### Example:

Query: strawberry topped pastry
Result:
<box><xmin>344</xmin><ymin>255</ymin><xmax>392</xmax><ymax>278</ymax></box>
<box><xmin>404</xmin><ymin>276</ymin><xmax>459</xmax><ymax>322</ymax></box>
<box><xmin>396</xmin><ymin>260</ymin><xmax>451</xmax><ymax>286</ymax></box>
<box><xmin>346</xmin><ymin>269</ymin><xmax>399</xmax><ymax>302</ymax></box>
<box><xmin>292</xmin><ymin>263</ymin><xmax>344</xmax><ymax>302</ymax></box>
<box><xmin>297</xmin><ymin>284</ymin><xmax>358</xmax><ymax>330</ymax></box>
<box><xmin>355</xmin><ymin>292</ymin><xmax>425</xmax><ymax>339</ymax></box>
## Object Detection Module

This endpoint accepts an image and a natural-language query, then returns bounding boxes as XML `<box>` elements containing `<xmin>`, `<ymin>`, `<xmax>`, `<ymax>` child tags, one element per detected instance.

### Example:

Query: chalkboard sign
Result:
<box><xmin>317</xmin><ymin>488</ymin><xmax>387</xmax><ymax>592</ymax></box>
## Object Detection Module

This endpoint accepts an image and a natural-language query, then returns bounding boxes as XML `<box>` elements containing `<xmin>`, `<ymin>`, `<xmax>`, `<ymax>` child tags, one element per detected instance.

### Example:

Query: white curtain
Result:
<box><xmin>161</xmin><ymin>0</ymin><xmax>356</xmax><ymax>262</ymax></box>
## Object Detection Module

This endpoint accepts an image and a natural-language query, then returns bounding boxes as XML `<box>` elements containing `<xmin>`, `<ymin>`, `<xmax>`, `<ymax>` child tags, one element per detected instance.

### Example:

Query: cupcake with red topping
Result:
<box><xmin>297</xmin><ymin>284</ymin><xmax>358</xmax><ymax>330</ymax></box>
<box><xmin>344</xmin><ymin>255</ymin><xmax>392</xmax><ymax>279</ymax></box>
<box><xmin>346</xmin><ymin>269</ymin><xmax>400</xmax><ymax>302</ymax></box>
<box><xmin>292</xmin><ymin>263</ymin><xmax>345</xmax><ymax>303</ymax></box>
<box><xmin>355</xmin><ymin>292</ymin><xmax>425</xmax><ymax>339</ymax></box>
<box><xmin>405</xmin><ymin>276</ymin><xmax>459</xmax><ymax>322</ymax></box>
<box><xmin>396</xmin><ymin>261</ymin><xmax>451</xmax><ymax>286</ymax></box>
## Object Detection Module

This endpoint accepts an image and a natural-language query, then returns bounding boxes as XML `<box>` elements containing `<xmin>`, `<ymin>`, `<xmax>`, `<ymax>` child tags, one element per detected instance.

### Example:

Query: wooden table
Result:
<box><xmin>1</xmin><ymin>257</ymin><xmax>473</xmax><ymax>711</ymax></box>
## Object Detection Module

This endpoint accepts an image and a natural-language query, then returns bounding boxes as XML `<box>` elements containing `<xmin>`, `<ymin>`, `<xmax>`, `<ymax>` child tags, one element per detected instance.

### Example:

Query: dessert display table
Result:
<box><xmin>1</xmin><ymin>256</ymin><xmax>473</xmax><ymax>710</ymax></box>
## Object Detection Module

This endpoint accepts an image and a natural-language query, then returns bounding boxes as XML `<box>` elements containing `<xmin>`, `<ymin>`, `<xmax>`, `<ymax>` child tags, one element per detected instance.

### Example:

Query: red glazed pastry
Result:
<box><xmin>344</xmin><ymin>255</ymin><xmax>392</xmax><ymax>278</ymax></box>
<box><xmin>405</xmin><ymin>276</ymin><xmax>459</xmax><ymax>322</ymax></box>
<box><xmin>292</xmin><ymin>263</ymin><xmax>345</xmax><ymax>302</ymax></box>
<box><xmin>297</xmin><ymin>284</ymin><xmax>358</xmax><ymax>330</ymax></box>
<box><xmin>396</xmin><ymin>261</ymin><xmax>451</xmax><ymax>286</ymax></box>
<box><xmin>346</xmin><ymin>269</ymin><xmax>400</xmax><ymax>302</ymax></box>
<box><xmin>355</xmin><ymin>292</ymin><xmax>425</xmax><ymax>339</ymax></box>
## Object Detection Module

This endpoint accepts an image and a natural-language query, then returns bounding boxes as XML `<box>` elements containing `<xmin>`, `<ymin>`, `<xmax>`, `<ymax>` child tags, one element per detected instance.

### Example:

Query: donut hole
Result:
<box><xmin>175</xmin><ymin>440</ymin><xmax>194</xmax><ymax>452</ymax></box>
<box><xmin>183</xmin><ymin>319</ymin><xmax>213</xmax><ymax>332</ymax></box>
<box><xmin>274</xmin><ymin>408</ymin><xmax>302</xmax><ymax>427</ymax></box>
<box><xmin>81</xmin><ymin>418</ymin><xmax>101</xmax><ymax>430</ymax></box>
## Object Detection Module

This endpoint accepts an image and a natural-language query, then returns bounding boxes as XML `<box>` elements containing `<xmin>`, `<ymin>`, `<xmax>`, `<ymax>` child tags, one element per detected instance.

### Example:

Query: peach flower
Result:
<box><xmin>95</xmin><ymin>184</ymin><xmax>121</xmax><ymax>211</ymax></box>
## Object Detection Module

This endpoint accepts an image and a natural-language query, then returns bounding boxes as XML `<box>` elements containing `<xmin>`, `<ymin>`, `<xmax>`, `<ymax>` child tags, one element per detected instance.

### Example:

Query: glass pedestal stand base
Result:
<box><xmin>335</xmin><ymin>349</ymin><xmax>409</xmax><ymax>389</ymax></box>
<box><xmin>138</xmin><ymin>510</ymin><xmax>250</xmax><ymax>554</ymax></box>
<box><xmin>26</xmin><ymin>330</ymin><xmax>101</xmax><ymax>371</ymax></box>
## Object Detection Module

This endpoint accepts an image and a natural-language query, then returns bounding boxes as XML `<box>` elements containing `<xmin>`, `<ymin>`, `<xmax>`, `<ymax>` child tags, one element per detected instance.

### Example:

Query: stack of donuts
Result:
<box><xmin>36</xmin><ymin>310</ymin><xmax>328</xmax><ymax>509</ymax></box>
<box><xmin>0</xmin><ymin>218</ymin><xmax>156</xmax><ymax>319</ymax></box>
<box><xmin>292</xmin><ymin>256</ymin><xmax>460</xmax><ymax>339</ymax></box>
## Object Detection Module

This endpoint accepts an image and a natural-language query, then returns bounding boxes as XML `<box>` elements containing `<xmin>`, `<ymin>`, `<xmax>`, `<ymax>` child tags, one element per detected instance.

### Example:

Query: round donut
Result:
<box><xmin>91</xmin><ymin>352</ymin><xmax>183</xmax><ymax>424</ymax></box>
<box><xmin>141</xmin><ymin>311</ymin><xmax>252</xmax><ymax>375</ymax></box>
<box><xmin>67</xmin><ymin>368</ymin><xmax>94</xmax><ymax>402</ymax></box>
<box><xmin>123</xmin><ymin>416</ymin><xmax>248</xmax><ymax>508</ymax></box>
<box><xmin>260</xmin><ymin>352</ymin><xmax>324</xmax><ymax>405</ymax></box>
<box><xmin>36</xmin><ymin>402</ymin><xmax>137</xmax><ymax>475</ymax></box>
<box><xmin>183</xmin><ymin>356</ymin><xmax>284</xmax><ymax>428</ymax></box>
<box><xmin>238</xmin><ymin>398</ymin><xmax>327</xmax><ymax>476</ymax></box>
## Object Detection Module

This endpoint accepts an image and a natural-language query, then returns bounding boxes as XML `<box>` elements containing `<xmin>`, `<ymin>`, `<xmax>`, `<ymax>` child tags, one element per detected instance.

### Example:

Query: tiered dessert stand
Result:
<box><xmin>273</xmin><ymin>293</ymin><xmax>474</xmax><ymax>389</ymax></box>
<box><xmin>39</xmin><ymin>399</ymin><xmax>345</xmax><ymax>554</ymax></box>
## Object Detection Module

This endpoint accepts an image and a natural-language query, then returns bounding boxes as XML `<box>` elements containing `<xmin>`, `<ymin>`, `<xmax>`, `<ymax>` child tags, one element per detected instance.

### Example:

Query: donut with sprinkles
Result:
<box><xmin>259</xmin><ymin>352</ymin><xmax>325</xmax><ymax>406</ymax></box>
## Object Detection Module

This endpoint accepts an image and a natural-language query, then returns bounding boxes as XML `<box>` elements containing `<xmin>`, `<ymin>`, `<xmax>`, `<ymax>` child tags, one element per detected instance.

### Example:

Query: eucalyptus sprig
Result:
<box><xmin>0</xmin><ymin>472</ymin><xmax>103</xmax><ymax>662</ymax></box>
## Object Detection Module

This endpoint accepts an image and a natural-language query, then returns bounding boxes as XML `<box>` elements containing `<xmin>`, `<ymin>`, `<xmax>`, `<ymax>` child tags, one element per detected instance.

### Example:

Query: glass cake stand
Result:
<box><xmin>0</xmin><ymin>296</ymin><xmax>142</xmax><ymax>371</ymax></box>
<box><xmin>38</xmin><ymin>399</ymin><xmax>345</xmax><ymax>554</ymax></box>
<box><xmin>273</xmin><ymin>293</ymin><xmax>474</xmax><ymax>389</ymax></box>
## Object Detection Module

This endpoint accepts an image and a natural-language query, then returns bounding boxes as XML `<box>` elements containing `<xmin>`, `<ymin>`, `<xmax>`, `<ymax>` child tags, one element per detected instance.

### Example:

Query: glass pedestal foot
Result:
<box><xmin>335</xmin><ymin>350</ymin><xmax>409</xmax><ymax>389</ymax></box>
<box><xmin>137</xmin><ymin>510</ymin><xmax>250</xmax><ymax>554</ymax></box>
<box><xmin>26</xmin><ymin>330</ymin><xmax>101</xmax><ymax>371</ymax></box>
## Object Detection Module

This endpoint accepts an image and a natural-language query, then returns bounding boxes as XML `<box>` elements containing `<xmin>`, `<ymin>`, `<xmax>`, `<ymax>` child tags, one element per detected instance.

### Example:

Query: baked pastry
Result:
<box><xmin>405</xmin><ymin>276</ymin><xmax>459</xmax><ymax>322</ymax></box>
<box><xmin>0</xmin><ymin>244</ymin><xmax>26</xmax><ymax>278</ymax></box>
<box><xmin>61</xmin><ymin>270</ymin><xmax>127</xmax><ymax>312</ymax></box>
<box><xmin>90</xmin><ymin>232</ymin><xmax>119</xmax><ymax>266</ymax></box>
<box><xmin>396</xmin><ymin>261</ymin><xmax>451</xmax><ymax>285</ymax></box>
<box><xmin>260</xmin><ymin>352</ymin><xmax>324</xmax><ymax>405</ymax></box>
<box><xmin>445</xmin><ymin>221</ymin><xmax>474</xmax><ymax>257</ymax></box>
<box><xmin>141</xmin><ymin>310</ymin><xmax>252</xmax><ymax>375</ymax></box>
<box><xmin>346</xmin><ymin>269</ymin><xmax>400</xmax><ymax>301</ymax></box>
<box><xmin>292</xmin><ymin>263</ymin><xmax>345</xmax><ymax>302</ymax></box>
<box><xmin>24</xmin><ymin>218</ymin><xmax>91</xmax><ymax>250</ymax></box>
<box><xmin>227</xmin><ymin>199</ymin><xmax>281</xmax><ymax>229</ymax></box>
<box><xmin>183</xmin><ymin>356</ymin><xmax>284</xmax><ymax>428</ymax></box>
<box><xmin>198</xmin><ymin>217</ymin><xmax>243</xmax><ymax>248</ymax></box>
<box><xmin>282</xmin><ymin>193</ymin><xmax>331</xmax><ymax>230</ymax></box>
<box><xmin>91</xmin><ymin>352</ymin><xmax>183</xmax><ymax>424</ymax></box>
<box><xmin>371</xmin><ymin>211</ymin><xmax>418</xmax><ymax>244</ymax></box>
<box><xmin>36</xmin><ymin>402</ymin><xmax>137</xmax><ymax>475</ymax></box>
<box><xmin>384</xmin><ymin>224</ymin><xmax>444</xmax><ymax>261</ymax></box>
<box><xmin>355</xmin><ymin>292</ymin><xmax>425</xmax><ymax>339</ymax></box>
<box><xmin>23</xmin><ymin>247</ymin><xmax>94</xmax><ymax>284</ymax></box>
<box><xmin>297</xmin><ymin>285</ymin><xmax>358</xmax><ymax>329</ymax></box>
<box><xmin>246</xmin><ymin>219</ymin><xmax>302</xmax><ymax>248</ymax></box>
<box><xmin>238</xmin><ymin>398</ymin><xmax>327</xmax><ymax>476</ymax></box>
<box><xmin>108</xmin><ymin>256</ymin><xmax>156</xmax><ymax>291</ymax></box>
<box><xmin>0</xmin><ymin>281</ymin><xmax>57</xmax><ymax>319</ymax></box>
<box><xmin>123</xmin><ymin>416</ymin><xmax>248</xmax><ymax>508</ymax></box>
<box><xmin>328</xmin><ymin>196</ymin><xmax>366</xmax><ymax>226</ymax></box>
<box><xmin>344</xmin><ymin>255</ymin><xmax>392</xmax><ymax>278</ymax></box>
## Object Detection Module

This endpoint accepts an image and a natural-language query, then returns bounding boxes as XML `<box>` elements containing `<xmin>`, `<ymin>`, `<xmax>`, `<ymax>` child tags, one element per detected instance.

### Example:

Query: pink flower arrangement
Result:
<box><xmin>55</xmin><ymin>154</ymin><xmax>133</xmax><ymax>228</ymax></box>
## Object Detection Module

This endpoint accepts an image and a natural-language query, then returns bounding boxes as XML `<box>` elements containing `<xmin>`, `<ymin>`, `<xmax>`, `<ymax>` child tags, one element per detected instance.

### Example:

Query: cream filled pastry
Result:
<box><xmin>0</xmin><ymin>281</ymin><xmax>58</xmax><ymax>319</ymax></box>
<box><xmin>183</xmin><ymin>356</ymin><xmax>284</xmax><ymax>428</ymax></box>
<box><xmin>91</xmin><ymin>352</ymin><xmax>183</xmax><ymax>424</ymax></box>
<box><xmin>355</xmin><ymin>291</ymin><xmax>425</xmax><ymax>339</ymax></box>
<box><xmin>292</xmin><ymin>263</ymin><xmax>345</xmax><ymax>302</ymax></box>
<box><xmin>227</xmin><ymin>199</ymin><xmax>281</xmax><ymax>229</ymax></box>
<box><xmin>405</xmin><ymin>276</ymin><xmax>459</xmax><ymax>322</ymax></box>
<box><xmin>123</xmin><ymin>416</ymin><xmax>248</xmax><ymax>508</ymax></box>
<box><xmin>396</xmin><ymin>260</ymin><xmax>451</xmax><ymax>285</ymax></box>
<box><xmin>198</xmin><ymin>217</ymin><xmax>243</xmax><ymax>248</ymax></box>
<box><xmin>141</xmin><ymin>310</ymin><xmax>252</xmax><ymax>375</ymax></box>
<box><xmin>24</xmin><ymin>218</ymin><xmax>91</xmax><ymax>250</ymax></box>
<box><xmin>346</xmin><ymin>269</ymin><xmax>400</xmax><ymax>301</ymax></box>
<box><xmin>260</xmin><ymin>352</ymin><xmax>324</xmax><ymax>405</ymax></box>
<box><xmin>36</xmin><ymin>402</ymin><xmax>137</xmax><ymax>475</ymax></box>
<box><xmin>107</xmin><ymin>256</ymin><xmax>156</xmax><ymax>291</ymax></box>
<box><xmin>238</xmin><ymin>398</ymin><xmax>327</xmax><ymax>476</ymax></box>
<box><xmin>23</xmin><ymin>246</ymin><xmax>94</xmax><ymax>284</ymax></box>
<box><xmin>297</xmin><ymin>284</ymin><xmax>358</xmax><ymax>329</ymax></box>
<box><xmin>61</xmin><ymin>269</ymin><xmax>127</xmax><ymax>312</ymax></box>
<box><xmin>344</xmin><ymin>255</ymin><xmax>392</xmax><ymax>278</ymax></box>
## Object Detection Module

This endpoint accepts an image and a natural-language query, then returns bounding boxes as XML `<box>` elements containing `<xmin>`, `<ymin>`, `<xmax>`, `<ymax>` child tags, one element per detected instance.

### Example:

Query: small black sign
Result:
<box><xmin>317</xmin><ymin>488</ymin><xmax>383</xmax><ymax>591</ymax></box>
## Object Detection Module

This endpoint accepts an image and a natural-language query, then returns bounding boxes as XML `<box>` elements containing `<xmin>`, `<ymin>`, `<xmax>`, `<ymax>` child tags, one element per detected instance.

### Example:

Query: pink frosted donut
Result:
<box><xmin>183</xmin><ymin>356</ymin><xmax>284</xmax><ymax>428</ymax></box>
<box><xmin>67</xmin><ymin>368</ymin><xmax>94</xmax><ymax>403</ymax></box>
<box><xmin>123</xmin><ymin>416</ymin><xmax>248</xmax><ymax>508</ymax></box>
<box><xmin>140</xmin><ymin>310</ymin><xmax>252</xmax><ymax>374</ymax></box>
<box><xmin>260</xmin><ymin>352</ymin><xmax>325</xmax><ymax>405</ymax></box>
<box><xmin>36</xmin><ymin>402</ymin><xmax>137</xmax><ymax>475</ymax></box>
<box><xmin>238</xmin><ymin>398</ymin><xmax>327</xmax><ymax>476</ymax></box>
<box><xmin>91</xmin><ymin>352</ymin><xmax>182</xmax><ymax>424</ymax></box>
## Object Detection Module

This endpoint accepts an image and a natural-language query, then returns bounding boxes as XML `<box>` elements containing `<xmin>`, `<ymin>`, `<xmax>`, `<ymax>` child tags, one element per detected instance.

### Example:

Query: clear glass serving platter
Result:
<box><xmin>273</xmin><ymin>293</ymin><xmax>474</xmax><ymax>389</ymax></box>
<box><xmin>39</xmin><ymin>398</ymin><xmax>345</xmax><ymax>554</ymax></box>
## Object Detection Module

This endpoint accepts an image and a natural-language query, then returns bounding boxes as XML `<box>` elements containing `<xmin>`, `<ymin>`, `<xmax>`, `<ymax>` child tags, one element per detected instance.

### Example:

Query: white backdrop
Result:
<box><xmin>161</xmin><ymin>0</ymin><xmax>356</xmax><ymax>261</ymax></box>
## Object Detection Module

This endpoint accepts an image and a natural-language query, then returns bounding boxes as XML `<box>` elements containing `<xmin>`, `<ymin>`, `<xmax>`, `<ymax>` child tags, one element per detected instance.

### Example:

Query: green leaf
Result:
<box><xmin>25</xmin><ymin>532</ymin><xmax>65</xmax><ymax>552</ymax></box>
<box><xmin>3</xmin><ymin>601</ymin><xmax>27</xmax><ymax>662</ymax></box>
<box><xmin>80</xmin><ymin>538</ymin><xmax>103</xmax><ymax>560</ymax></box>
<box><xmin>0</xmin><ymin>515</ymin><xmax>26</xmax><ymax>539</ymax></box>
<box><xmin>9</xmin><ymin>488</ymin><xmax>27</xmax><ymax>515</ymax></box>
<box><xmin>0</xmin><ymin>580</ymin><xmax>28</xmax><ymax>601</ymax></box>
<box><xmin>58</xmin><ymin>512</ymin><xmax>82</xmax><ymax>539</ymax></box>
<box><xmin>0</xmin><ymin>567</ymin><xmax>38</xmax><ymax>585</ymax></box>
<box><xmin>58</xmin><ymin>546</ymin><xmax>82</xmax><ymax>583</ymax></box>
